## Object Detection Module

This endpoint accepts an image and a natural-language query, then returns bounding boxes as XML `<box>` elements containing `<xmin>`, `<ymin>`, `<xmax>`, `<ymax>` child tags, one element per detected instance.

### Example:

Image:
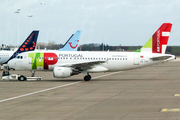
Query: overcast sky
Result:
<box><xmin>1</xmin><ymin>0</ymin><xmax>180</xmax><ymax>46</ymax></box>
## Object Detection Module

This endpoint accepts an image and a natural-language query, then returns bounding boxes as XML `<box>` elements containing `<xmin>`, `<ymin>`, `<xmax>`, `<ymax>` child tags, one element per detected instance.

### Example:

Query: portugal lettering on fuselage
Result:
<box><xmin>59</xmin><ymin>54</ymin><xmax>83</xmax><ymax>58</ymax></box>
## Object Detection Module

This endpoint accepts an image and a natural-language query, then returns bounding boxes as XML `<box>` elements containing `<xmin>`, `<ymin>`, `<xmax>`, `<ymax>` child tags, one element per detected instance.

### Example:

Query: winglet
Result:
<box><xmin>58</xmin><ymin>30</ymin><xmax>82</xmax><ymax>51</ymax></box>
<box><xmin>136</xmin><ymin>23</ymin><xmax>172</xmax><ymax>54</ymax></box>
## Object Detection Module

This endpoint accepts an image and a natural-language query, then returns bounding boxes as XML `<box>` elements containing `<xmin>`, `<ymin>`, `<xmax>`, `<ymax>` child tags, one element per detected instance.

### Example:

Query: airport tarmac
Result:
<box><xmin>0</xmin><ymin>59</ymin><xmax>180</xmax><ymax>120</ymax></box>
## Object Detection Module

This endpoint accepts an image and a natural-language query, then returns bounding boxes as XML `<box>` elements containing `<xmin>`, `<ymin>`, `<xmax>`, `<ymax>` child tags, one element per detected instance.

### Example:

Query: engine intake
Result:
<box><xmin>53</xmin><ymin>67</ymin><xmax>79</xmax><ymax>78</ymax></box>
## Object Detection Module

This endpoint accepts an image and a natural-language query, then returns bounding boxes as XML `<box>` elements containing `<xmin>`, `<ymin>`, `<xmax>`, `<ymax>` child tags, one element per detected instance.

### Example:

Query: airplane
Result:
<box><xmin>58</xmin><ymin>30</ymin><xmax>82</xmax><ymax>51</ymax></box>
<box><xmin>7</xmin><ymin>23</ymin><xmax>175</xmax><ymax>81</ymax></box>
<box><xmin>0</xmin><ymin>30</ymin><xmax>39</xmax><ymax>65</ymax></box>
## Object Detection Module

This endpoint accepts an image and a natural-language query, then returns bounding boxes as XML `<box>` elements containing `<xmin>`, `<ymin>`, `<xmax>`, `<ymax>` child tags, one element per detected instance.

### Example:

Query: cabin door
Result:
<box><xmin>133</xmin><ymin>54</ymin><xmax>139</xmax><ymax>65</ymax></box>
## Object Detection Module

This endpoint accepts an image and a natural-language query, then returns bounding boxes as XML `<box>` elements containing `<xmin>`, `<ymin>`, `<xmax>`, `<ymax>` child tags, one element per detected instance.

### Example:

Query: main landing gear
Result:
<box><xmin>84</xmin><ymin>74</ymin><xmax>91</xmax><ymax>81</ymax></box>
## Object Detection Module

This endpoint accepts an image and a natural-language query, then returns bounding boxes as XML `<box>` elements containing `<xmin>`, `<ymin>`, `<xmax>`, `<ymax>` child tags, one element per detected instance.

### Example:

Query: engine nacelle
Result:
<box><xmin>53</xmin><ymin>67</ymin><xmax>73</xmax><ymax>78</ymax></box>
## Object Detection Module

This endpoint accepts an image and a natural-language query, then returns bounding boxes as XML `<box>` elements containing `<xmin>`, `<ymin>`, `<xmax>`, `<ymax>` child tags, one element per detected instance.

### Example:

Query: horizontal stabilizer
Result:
<box><xmin>150</xmin><ymin>56</ymin><xmax>172</xmax><ymax>61</ymax></box>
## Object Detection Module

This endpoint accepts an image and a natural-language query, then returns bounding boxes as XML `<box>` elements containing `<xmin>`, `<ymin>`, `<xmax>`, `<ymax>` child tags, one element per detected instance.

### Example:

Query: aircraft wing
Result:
<box><xmin>150</xmin><ymin>56</ymin><xmax>172</xmax><ymax>61</ymax></box>
<box><xmin>57</xmin><ymin>60</ymin><xmax>106</xmax><ymax>71</ymax></box>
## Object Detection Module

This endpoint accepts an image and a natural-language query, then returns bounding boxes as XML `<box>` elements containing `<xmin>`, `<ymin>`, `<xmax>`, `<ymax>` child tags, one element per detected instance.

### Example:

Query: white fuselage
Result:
<box><xmin>0</xmin><ymin>51</ymin><xmax>15</xmax><ymax>64</ymax></box>
<box><xmin>7</xmin><ymin>51</ymin><xmax>175</xmax><ymax>72</ymax></box>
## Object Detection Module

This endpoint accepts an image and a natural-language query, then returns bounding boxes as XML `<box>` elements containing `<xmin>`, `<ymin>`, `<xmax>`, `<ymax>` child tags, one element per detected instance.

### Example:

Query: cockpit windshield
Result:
<box><xmin>16</xmin><ymin>56</ymin><xmax>23</xmax><ymax>59</ymax></box>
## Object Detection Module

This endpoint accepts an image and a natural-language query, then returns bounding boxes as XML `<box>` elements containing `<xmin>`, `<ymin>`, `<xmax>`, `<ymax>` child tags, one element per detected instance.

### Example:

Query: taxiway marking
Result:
<box><xmin>174</xmin><ymin>94</ymin><xmax>180</xmax><ymax>96</ymax></box>
<box><xmin>161</xmin><ymin>108</ymin><xmax>180</xmax><ymax>112</ymax></box>
<box><xmin>0</xmin><ymin>71</ymin><xmax>122</xmax><ymax>103</ymax></box>
<box><xmin>0</xmin><ymin>81</ymin><xmax>81</xmax><ymax>103</ymax></box>
<box><xmin>92</xmin><ymin>71</ymin><xmax>123</xmax><ymax>79</ymax></box>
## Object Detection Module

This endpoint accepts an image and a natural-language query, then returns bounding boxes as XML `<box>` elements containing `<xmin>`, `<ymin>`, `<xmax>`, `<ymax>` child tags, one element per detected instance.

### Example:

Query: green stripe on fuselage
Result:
<box><xmin>28</xmin><ymin>53</ymin><xmax>44</xmax><ymax>69</ymax></box>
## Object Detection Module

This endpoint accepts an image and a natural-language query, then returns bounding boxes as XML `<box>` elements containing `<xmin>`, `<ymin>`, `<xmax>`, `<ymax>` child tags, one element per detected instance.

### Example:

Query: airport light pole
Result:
<box><xmin>28</xmin><ymin>15</ymin><xmax>33</xmax><ymax>33</ymax></box>
<box><xmin>15</xmin><ymin>9</ymin><xmax>20</xmax><ymax>47</ymax></box>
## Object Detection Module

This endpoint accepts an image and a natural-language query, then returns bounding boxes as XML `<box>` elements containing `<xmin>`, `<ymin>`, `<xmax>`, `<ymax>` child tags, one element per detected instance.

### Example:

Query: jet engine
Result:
<box><xmin>53</xmin><ymin>67</ymin><xmax>79</xmax><ymax>78</ymax></box>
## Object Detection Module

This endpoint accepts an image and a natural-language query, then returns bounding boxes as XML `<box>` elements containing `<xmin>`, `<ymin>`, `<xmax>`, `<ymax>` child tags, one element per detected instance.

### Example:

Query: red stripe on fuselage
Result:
<box><xmin>44</xmin><ymin>53</ymin><xmax>58</xmax><ymax>69</ymax></box>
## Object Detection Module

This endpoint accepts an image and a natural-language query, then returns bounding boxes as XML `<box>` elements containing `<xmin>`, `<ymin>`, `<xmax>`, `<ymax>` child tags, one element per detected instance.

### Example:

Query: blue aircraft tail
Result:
<box><xmin>6</xmin><ymin>30</ymin><xmax>39</xmax><ymax>63</ymax></box>
<box><xmin>58</xmin><ymin>30</ymin><xmax>82</xmax><ymax>51</ymax></box>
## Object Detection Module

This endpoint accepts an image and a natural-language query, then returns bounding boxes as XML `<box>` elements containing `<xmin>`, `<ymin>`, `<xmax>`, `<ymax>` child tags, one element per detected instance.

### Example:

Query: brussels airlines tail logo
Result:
<box><xmin>20</xmin><ymin>33</ymin><xmax>35</xmax><ymax>51</ymax></box>
<box><xmin>68</xmin><ymin>40</ymin><xmax>79</xmax><ymax>49</ymax></box>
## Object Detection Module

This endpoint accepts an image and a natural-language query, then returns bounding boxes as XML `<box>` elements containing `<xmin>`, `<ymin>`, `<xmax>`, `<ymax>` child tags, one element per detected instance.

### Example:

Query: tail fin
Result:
<box><xmin>17</xmin><ymin>30</ymin><xmax>39</xmax><ymax>53</ymax></box>
<box><xmin>6</xmin><ymin>30</ymin><xmax>39</xmax><ymax>63</ymax></box>
<box><xmin>58</xmin><ymin>30</ymin><xmax>82</xmax><ymax>51</ymax></box>
<box><xmin>136</xmin><ymin>23</ymin><xmax>172</xmax><ymax>54</ymax></box>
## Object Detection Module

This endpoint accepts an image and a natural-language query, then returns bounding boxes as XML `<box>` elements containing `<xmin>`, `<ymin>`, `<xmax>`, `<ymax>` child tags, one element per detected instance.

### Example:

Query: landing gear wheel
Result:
<box><xmin>87</xmin><ymin>75</ymin><xmax>91</xmax><ymax>80</ymax></box>
<box><xmin>18</xmin><ymin>75</ymin><xmax>26</xmax><ymax>81</ymax></box>
<box><xmin>84</xmin><ymin>75</ymin><xmax>91</xmax><ymax>81</ymax></box>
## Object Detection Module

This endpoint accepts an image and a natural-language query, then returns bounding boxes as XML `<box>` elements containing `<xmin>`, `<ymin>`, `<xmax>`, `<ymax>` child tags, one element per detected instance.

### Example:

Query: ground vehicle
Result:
<box><xmin>1</xmin><ymin>70</ymin><xmax>42</xmax><ymax>81</ymax></box>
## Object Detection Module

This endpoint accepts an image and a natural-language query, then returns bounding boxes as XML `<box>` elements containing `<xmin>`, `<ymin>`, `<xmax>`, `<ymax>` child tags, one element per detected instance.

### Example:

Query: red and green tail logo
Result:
<box><xmin>136</xmin><ymin>23</ymin><xmax>172</xmax><ymax>54</ymax></box>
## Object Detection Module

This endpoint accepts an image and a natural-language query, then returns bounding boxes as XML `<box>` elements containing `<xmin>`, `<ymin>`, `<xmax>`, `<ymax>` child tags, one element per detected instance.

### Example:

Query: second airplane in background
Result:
<box><xmin>0</xmin><ymin>30</ymin><xmax>39</xmax><ymax>65</ymax></box>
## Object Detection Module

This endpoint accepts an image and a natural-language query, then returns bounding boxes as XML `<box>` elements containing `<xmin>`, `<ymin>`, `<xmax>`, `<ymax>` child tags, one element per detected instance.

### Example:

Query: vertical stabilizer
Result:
<box><xmin>136</xmin><ymin>23</ymin><xmax>172</xmax><ymax>54</ymax></box>
<box><xmin>59</xmin><ymin>30</ymin><xmax>82</xmax><ymax>51</ymax></box>
<box><xmin>6</xmin><ymin>31</ymin><xmax>39</xmax><ymax>63</ymax></box>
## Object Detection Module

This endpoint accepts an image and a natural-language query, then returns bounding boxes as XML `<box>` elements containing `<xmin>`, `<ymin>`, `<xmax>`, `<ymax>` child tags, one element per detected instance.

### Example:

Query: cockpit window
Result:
<box><xmin>16</xmin><ymin>56</ymin><xmax>23</xmax><ymax>59</ymax></box>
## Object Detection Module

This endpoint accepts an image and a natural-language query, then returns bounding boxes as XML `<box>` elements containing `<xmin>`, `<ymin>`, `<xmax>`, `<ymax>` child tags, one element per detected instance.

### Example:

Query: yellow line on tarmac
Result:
<box><xmin>161</xmin><ymin>108</ymin><xmax>180</xmax><ymax>112</ymax></box>
<box><xmin>174</xmin><ymin>94</ymin><xmax>180</xmax><ymax>96</ymax></box>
